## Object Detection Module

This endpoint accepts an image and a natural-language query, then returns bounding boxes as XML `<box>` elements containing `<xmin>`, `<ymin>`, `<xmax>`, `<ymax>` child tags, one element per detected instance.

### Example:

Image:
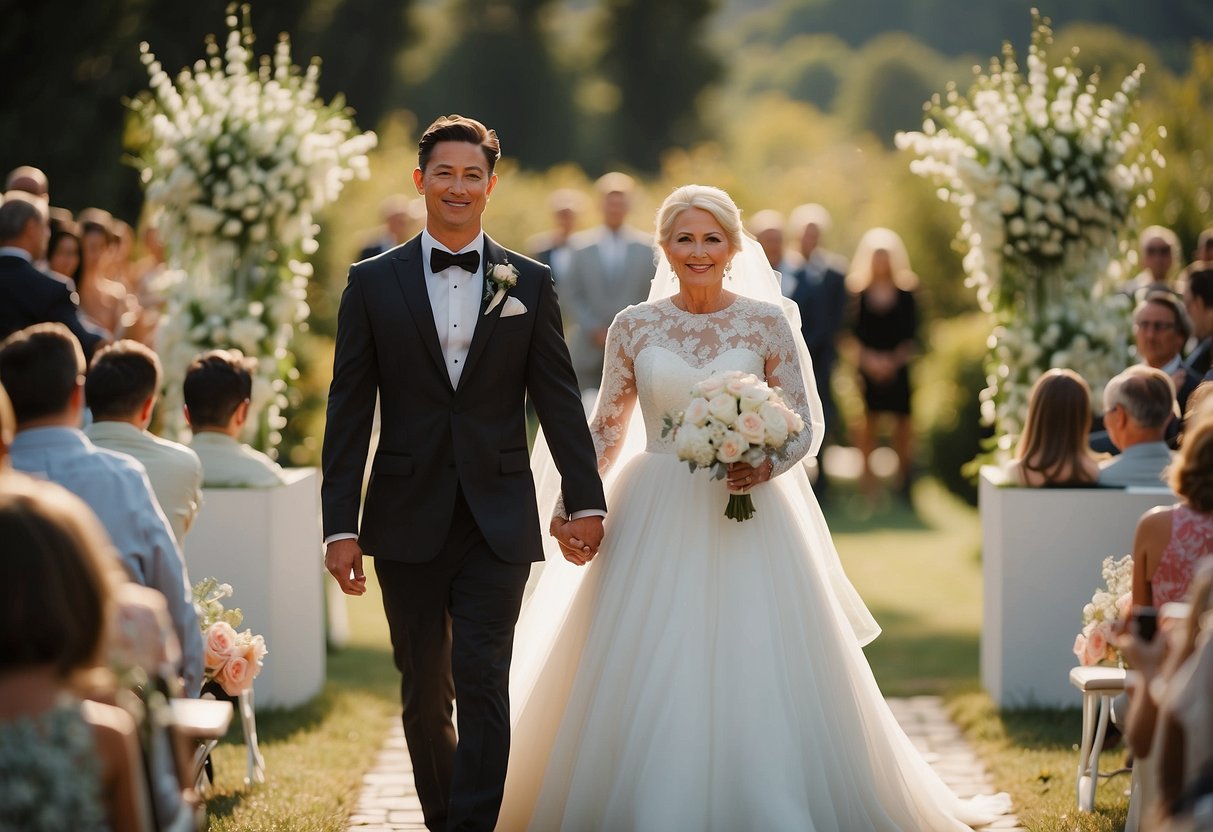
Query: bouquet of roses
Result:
<box><xmin>193</xmin><ymin>577</ymin><xmax>268</xmax><ymax>696</ymax></box>
<box><xmin>1073</xmin><ymin>554</ymin><xmax>1133</xmax><ymax>667</ymax></box>
<box><xmin>662</xmin><ymin>370</ymin><xmax>805</xmax><ymax>522</ymax></box>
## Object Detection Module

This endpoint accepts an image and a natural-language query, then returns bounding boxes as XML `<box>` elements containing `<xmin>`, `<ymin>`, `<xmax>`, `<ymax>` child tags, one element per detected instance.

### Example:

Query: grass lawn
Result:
<box><xmin>201</xmin><ymin>477</ymin><xmax>1130</xmax><ymax>830</ymax></box>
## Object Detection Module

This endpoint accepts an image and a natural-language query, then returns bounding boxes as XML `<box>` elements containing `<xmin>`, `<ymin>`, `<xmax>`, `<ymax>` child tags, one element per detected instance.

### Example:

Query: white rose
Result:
<box><xmin>739</xmin><ymin>385</ymin><xmax>771</xmax><ymax>412</ymax></box>
<box><xmin>491</xmin><ymin>264</ymin><xmax>517</xmax><ymax>286</ymax></box>
<box><xmin>707</xmin><ymin>393</ymin><xmax>738</xmax><ymax>425</ymax></box>
<box><xmin>674</xmin><ymin>424</ymin><xmax>716</xmax><ymax>467</ymax></box>
<box><xmin>683</xmin><ymin>397</ymin><xmax>710</xmax><ymax>427</ymax></box>
<box><xmin>717</xmin><ymin>430</ymin><xmax>747</xmax><ymax>464</ymax></box>
<box><xmin>735</xmin><ymin>411</ymin><xmax>767</xmax><ymax>446</ymax></box>
<box><xmin>759</xmin><ymin>402</ymin><xmax>790</xmax><ymax>445</ymax></box>
<box><xmin>696</xmin><ymin>376</ymin><xmax>726</xmax><ymax>399</ymax></box>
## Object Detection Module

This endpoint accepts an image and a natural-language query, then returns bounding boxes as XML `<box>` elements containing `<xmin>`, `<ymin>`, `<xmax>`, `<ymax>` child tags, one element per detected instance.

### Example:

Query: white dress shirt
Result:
<box><xmin>422</xmin><ymin>229</ymin><xmax>485</xmax><ymax>388</ymax></box>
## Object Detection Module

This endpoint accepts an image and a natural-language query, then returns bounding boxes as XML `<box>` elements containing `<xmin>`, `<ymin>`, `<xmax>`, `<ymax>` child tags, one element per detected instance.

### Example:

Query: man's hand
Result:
<box><xmin>326</xmin><ymin>538</ymin><xmax>367</xmax><ymax>596</ymax></box>
<box><xmin>550</xmin><ymin>516</ymin><xmax>605</xmax><ymax>566</ymax></box>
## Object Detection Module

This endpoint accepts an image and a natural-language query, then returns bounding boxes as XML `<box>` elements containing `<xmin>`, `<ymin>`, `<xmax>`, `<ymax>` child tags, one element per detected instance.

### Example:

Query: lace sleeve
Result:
<box><xmin>553</xmin><ymin>312</ymin><xmax>638</xmax><ymax>518</ymax></box>
<box><xmin>764</xmin><ymin>309</ymin><xmax>816</xmax><ymax>478</ymax></box>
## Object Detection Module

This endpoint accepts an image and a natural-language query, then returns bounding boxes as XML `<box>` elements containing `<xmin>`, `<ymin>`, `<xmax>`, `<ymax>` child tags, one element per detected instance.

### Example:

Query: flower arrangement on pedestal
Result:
<box><xmin>895</xmin><ymin>9</ymin><xmax>1159</xmax><ymax>451</ymax></box>
<box><xmin>131</xmin><ymin>4</ymin><xmax>376</xmax><ymax>452</ymax></box>
<box><xmin>193</xmin><ymin>577</ymin><xmax>267</xmax><ymax>696</ymax></box>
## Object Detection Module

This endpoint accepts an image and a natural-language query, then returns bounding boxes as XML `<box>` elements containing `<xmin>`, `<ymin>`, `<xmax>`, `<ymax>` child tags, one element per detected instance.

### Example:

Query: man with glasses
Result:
<box><xmin>1133</xmin><ymin>292</ymin><xmax>1200</xmax><ymax>415</ymax></box>
<box><xmin>1123</xmin><ymin>226</ymin><xmax>1182</xmax><ymax>302</ymax></box>
<box><xmin>1097</xmin><ymin>365</ymin><xmax>1177</xmax><ymax>487</ymax></box>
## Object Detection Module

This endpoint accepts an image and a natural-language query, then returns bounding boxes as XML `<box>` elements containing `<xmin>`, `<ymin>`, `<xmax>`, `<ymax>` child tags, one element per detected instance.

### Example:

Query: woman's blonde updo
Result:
<box><xmin>655</xmin><ymin>185</ymin><xmax>745</xmax><ymax>254</ymax></box>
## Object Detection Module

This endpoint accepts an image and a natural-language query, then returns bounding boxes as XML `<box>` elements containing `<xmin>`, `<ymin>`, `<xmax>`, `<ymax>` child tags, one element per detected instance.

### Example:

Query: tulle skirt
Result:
<box><xmin>498</xmin><ymin>451</ymin><xmax>1009</xmax><ymax>831</ymax></box>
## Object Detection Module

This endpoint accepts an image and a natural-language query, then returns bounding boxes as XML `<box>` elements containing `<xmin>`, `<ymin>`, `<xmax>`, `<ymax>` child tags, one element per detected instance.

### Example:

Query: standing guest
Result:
<box><xmin>1004</xmin><ymin>369</ymin><xmax>1101</xmax><ymax>487</ymax></box>
<box><xmin>1098</xmin><ymin>366</ymin><xmax>1178</xmax><ymax>487</ymax></box>
<box><xmin>848</xmin><ymin>227</ymin><xmax>920</xmax><ymax>502</ymax></box>
<box><xmin>1124</xmin><ymin>226</ymin><xmax>1183</xmax><ymax>301</ymax></box>
<box><xmin>528</xmin><ymin>188</ymin><xmax>585</xmax><ymax>284</ymax></box>
<box><xmin>786</xmin><ymin>203</ymin><xmax>849</xmax><ymax>502</ymax></box>
<box><xmin>1194</xmin><ymin>226</ymin><xmax>1213</xmax><ymax>265</ymax></box>
<box><xmin>0</xmin><ymin>481</ymin><xmax>153</xmax><ymax>832</ymax></box>
<box><xmin>47</xmin><ymin>221</ymin><xmax>83</xmax><ymax>286</ymax></box>
<box><xmin>0</xmin><ymin>323</ymin><xmax>202</xmax><ymax>695</ymax></box>
<box><xmin>77</xmin><ymin>208</ymin><xmax>141</xmax><ymax>341</ymax></box>
<box><xmin>1182</xmin><ymin>263</ymin><xmax>1213</xmax><ymax>378</ymax></box>
<box><xmin>84</xmin><ymin>341</ymin><xmax>203</xmax><ymax>546</ymax></box>
<box><xmin>184</xmin><ymin>349</ymin><xmax>285</xmax><ymax>488</ymax></box>
<box><xmin>0</xmin><ymin>192</ymin><xmax>103</xmax><ymax>361</ymax></box>
<box><xmin>1134</xmin><ymin>291</ymin><xmax>1201</xmax><ymax>415</ymax></box>
<box><xmin>5</xmin><ymin>165</ymin><xmax>48</xmax><ymax>198</ymax></box>
<box><xmin>358</xmin><ymin>194</ymin><xmax>425</xmax><ymax>261</ymax></box>
<box><xmin>748</xmin><ymin>209</ymin><xmax>800</xmax><ymax>280</ymax></box>
<box><xmin>562</xmin><ymin>172</ymin><xmax>654</xmax><ymax>393</ymax></box>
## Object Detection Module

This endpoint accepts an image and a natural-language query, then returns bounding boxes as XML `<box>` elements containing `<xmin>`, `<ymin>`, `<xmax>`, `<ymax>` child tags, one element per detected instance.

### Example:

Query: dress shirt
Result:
<box><xmin>597</xmin><ymin>228</ymin><xmax>625</xmax><ymax>277</ymax></box>
<box><xmin>1160</xmin><ymin>354</ymin><xmax>1184</xmax><ymax>377</ymax></box>
<box><xmin>85</xmin><ymin>420</ymin><xmax>203</xmax><ymax>546</ymax></box>
<box><xmin>189</xmin><ymin>431</ymin><xmax>286</xmax><ymax>488</ymax></box>
<box><xmin>422</xmin><ymin>228</ymin><xmax>484</xmax><ymax>389</ymax></box>
<box><xmin>9</xmin><ymin>427</ymin><xmax>203</xmax><ymax>694</ymax></box>
<box><xmin>0</xmin><ymin>245</ymin><xmax>31</xmax><ymax>262</ymax></box>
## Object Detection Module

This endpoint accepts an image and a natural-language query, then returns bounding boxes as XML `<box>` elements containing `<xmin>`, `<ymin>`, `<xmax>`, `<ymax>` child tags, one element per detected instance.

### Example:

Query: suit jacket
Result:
<box><xmin>1097</xmin><ymin>440</ymin><xmax>1174</xmax><ymax>488</ymax></box>
<box><xmin>1185</xmin><ymin>337</ymin><xmax>1212</xmax><ymax>379</ymax></box>
<box><xmin>321</xmin><ymin>234</ymin><xmax>605</xmax><ymax>564</ymax></box>
<box><xmin>84</xmin><ymin>421</ymin><xmax>203</xmax><ymax>546</ymax></box>
<box><xmin>789</xmin><ymin>253</ymin><xmax>848</xmax><ymax>372</ymax></box>
<box><xmin>9</xmin><ymin>427</ymin><xmax>203</xmax><ymax>693</ymax></box>
<box><xmin>0</xmin><ymin>254</ymin><xmax>104</xmax><ymax>359</ymax></box>
<box><xmin>560</xmin><ymin>226</ymin><xmax>654</xmax><ymax>388</ymax></box>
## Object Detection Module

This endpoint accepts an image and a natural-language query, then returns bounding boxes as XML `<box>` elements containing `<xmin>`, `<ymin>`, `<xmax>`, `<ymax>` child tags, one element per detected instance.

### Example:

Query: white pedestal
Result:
<box><xmin>979</xmin><ymin>467</ymin><xmax>1173</xmax><ymax>707</ymax></box>
<box><xmin>184</xmin><ymin>468</ymin><xmax>326</xmax><ymax>710</ymax></box>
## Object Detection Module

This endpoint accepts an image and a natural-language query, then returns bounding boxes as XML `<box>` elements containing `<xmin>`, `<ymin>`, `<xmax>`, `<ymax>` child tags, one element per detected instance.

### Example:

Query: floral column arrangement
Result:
<box><xmin>131</xmin><ymin>4</ymin><xmax>376</xmax><ymax>451</ymax></box>
<box><xmin>895</xmin><ymin>10</ymin><xmax>1160</xmax><ymax>452</ymax></box>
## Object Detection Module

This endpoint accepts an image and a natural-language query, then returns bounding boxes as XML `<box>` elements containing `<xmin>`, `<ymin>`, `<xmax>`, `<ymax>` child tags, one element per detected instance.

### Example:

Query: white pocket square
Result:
<box><xmin>500</xmin><ymin>296</ymin><xmax>528</xmax><ymax>317</ymax></box>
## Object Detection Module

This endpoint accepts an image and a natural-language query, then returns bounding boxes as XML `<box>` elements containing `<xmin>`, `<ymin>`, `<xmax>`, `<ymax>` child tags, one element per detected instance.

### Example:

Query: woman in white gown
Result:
<box><xmin>497</xmin><ymin>185</ymin><xmax>1010</xmax><ymax>831</ymax></box>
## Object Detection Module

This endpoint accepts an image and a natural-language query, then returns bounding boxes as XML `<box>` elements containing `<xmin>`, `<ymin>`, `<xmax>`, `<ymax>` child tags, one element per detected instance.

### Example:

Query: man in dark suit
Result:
<box><xmin>786</xmin><ymin>203</ymin><xmax>849</xmax><ymax>502</ymax></box>
<box><xmin>0</xmin><ymin>191</ymin><xmax>104</xmax><ymax>361</ymax></box>
<box><xmin>1182</xmin><ymin>263</ymin><xmax>1213</xmax><ymax>379</ymax></box>
<box><xmin>322</xmin><ymin>115</ymin><xmax>606</xmax><ymax>832</ymax></box>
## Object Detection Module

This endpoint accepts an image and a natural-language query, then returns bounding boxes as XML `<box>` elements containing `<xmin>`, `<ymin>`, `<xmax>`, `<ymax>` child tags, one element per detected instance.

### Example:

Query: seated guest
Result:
<box><xmin>84</xmin><ymin>340</ymin><xmax>203</xmax><ymax>546</ymax></box>
<box><xmin>1131</xmin><ymin>408</ymin><xmax>1213</xmax><ymax>609</ymax></box>
<box><xmin>1124</xmin><ymin>225</ymin><xmax>1182</xmax><ymax>301</ymax></box>
<box><xmin>0</xmin><ymin>323</ymin><xmax>202</xmax><ymax>694</ymax></box>
<box><xmin>184</xmin><ymin>349</ymin><xmax>286</xmax><ymax>488</ymax></box>
<box><xmin>1004</xmin><ymin>368</ymin><xmax>1100</xmax><ymax>487</ymax></box>
<box><xmin>0</xmin><ymin>480</ymin><xmax>152</xmax><ymax>832</ymax></box>
<box><xmin>0</xmin><ymin>192</ymin><xmax>104</xmax><ymax>361</ymax></box>
<box><xmin>1134</xmin><ymin>291</ymin><xmax>1201</xmax><ymax>415</ymax></box>
<box><xmin>1098</xmin><ymin>366</ymin><xmax>1178</xmax><ymax>487</ymax></box>
<box><xmin>1182</xmin><ymin>262</ymin><xmax>1213</xmax><ymax>378</ymax></box>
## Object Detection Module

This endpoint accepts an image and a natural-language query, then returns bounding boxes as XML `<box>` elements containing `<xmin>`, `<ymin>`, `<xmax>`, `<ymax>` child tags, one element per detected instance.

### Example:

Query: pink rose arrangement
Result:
<box><xmin>193</xmin><ymin>577</ymin><xmax>268</xmax><ymax>696</ymax></box>
<box><xmin>1072</xmin><ymin>554</ymin><xmax>1133</xmax><ymax>667</ymax></box>
<box><xmin>662</xmin><ymin>370</ymin><xmax>805</xmax><ymax>522</ymax></box>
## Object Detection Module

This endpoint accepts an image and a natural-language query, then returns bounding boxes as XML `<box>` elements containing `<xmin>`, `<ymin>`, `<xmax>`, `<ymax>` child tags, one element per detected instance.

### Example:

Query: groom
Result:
<box><xmin>322</xmin><ymin>115</ymin><xmax>607</xmax><ymax>831</ymax></box>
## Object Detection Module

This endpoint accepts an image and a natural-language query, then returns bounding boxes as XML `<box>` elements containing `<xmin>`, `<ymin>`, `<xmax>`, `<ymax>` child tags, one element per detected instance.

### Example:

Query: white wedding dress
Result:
<box><xmin>497</xmin><ymin>289</ymin><xmax>1009</xmax><ymax>831</ymax></box>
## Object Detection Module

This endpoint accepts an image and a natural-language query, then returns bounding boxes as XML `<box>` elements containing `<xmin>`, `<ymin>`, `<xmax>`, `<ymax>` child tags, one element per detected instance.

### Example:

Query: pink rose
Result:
<box><xmin>1085</xmin><ymin>624</ymin><xmax>1110</xmax><ymax>666</ymax></box>
<box><xmin>696</xmin><ymin>377</ymin><xmax>726</xmax><ymax>399</ymax></box>
<box><xmin>220</xmin><ymin>655</ymin><xmax>252</xmax><ymax>696</ymax></box>
<box><xmin>707</xmin><ymin>393</ymin><xmax>738</xmax><ymax>425</ymax></box>
<box><xmin>243</xmin><ymin>635</ymin><xmax>268</xmax><ymax>675</ymax></box>
<box><xmin>204</xmin><ymin>621</ymin><xmax>237</xmax><ymax>671</ymax></box>
<box><xmin>717</xmin><ymin>430</ymin><xmax>747</xmax><ymax>464</ymax></box>
<box><xmin>683</xmin><ymin>397</ymin><xmax>711</xmax><ymax>427</ymax></box>
<box><xmin>735</xmin><ymin>411</ymin><xmax>767</xmax><ymax>446</ymax></box>
<box><xmin>1073</xmin><ymin>632</ymin><xmax>1087</xmax><ymax>661</ymax></box>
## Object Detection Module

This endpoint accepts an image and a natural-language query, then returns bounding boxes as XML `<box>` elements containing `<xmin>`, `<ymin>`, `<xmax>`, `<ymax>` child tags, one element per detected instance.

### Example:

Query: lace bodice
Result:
<box><xmin>585</xmin><ymin>296</ymin><xmax>814</xmax><ymax>486</ymax></box>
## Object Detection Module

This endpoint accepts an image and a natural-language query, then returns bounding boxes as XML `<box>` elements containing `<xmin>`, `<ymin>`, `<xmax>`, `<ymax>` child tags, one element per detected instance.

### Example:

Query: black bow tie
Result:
<box><xmin>430</xmin><ymin>248</ymin><xmax>480</xmax><ymax>274</ymax></box>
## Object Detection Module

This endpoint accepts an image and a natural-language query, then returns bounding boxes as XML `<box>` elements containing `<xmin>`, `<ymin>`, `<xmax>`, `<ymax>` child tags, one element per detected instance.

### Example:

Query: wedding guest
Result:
<box><xmin>1195</xmin><ymin>226</ymin><xmax>1213</xmax><ymax>266</ymax></box>
<box><xmin>1120</xmin><ymin>558</ymin><xmax>1213</xmax><ymax>829</ymax></box>
<box><xmin>1004</xmin><ymin>369</ymin><xmax>1100</xmax><ymax>487</ymax></box>
<box><xmin>748</xmin><ymin>209</ymin><xmax>800</xmax><ymax>279</ymax></box>
<box><xmin>0</xmin><ymin>192</ymin><xmax>104</xmax><ymax>361</ymax></box>
<box><xmin>184</xmin><ymin>349</ymin><xmax>286</xmax><ymax>488</ymax></box>
<box><xmin>85</xmin><ymin>340</ymin><xmax>203</xmax><ymax>546</ymax></box>
<box><xmin>47</xmin><ymin>221</ymin><xmax>83</xmax><ymax>285</ymax></box>
<box><xmin>848</xmin><ymin>227</ymin><xmax>920</xmax><ymax>502</ymax></box>
<box><xmin>562</xmin><ymin>172</ymin><xmax>654</xmax><ymax>392</ymax></box>
<box><xmin>1130</xmin><ymin>408</ymin><xmax>1213</xmax><ymax>609</ymax></box>
<box><xmin>528</xmin><ymin>188</ymin><xmax>585</xmax><ymax>283</ymax></box>
<box><xmin>0</xmin><ymin>323</ymin><xmax>202</xmax><ymax>694</ymax></box>
<box><xmin>1124</xmin><ymin>226</ymin><xmax>1183</xmax><ymax>301</ymax></box>
<box><xmin>1182</xmin><ymin>263</ymin><xmax>1213</xmax><ymax>378</ymax></box>
<box><xmin>786</xmin><ymin>203</ymin><xmax>849</xmax><ymax>502</ymax></box>
<box><xmin>5</xmin><ymin>164</ymin><xmax>48</xmax><ymax>199</ymax></box>
<box><xmin>1099</xmin><ymin>366</ymin><xmax>1179</xmax><ymax>488</ymax></box>
<box><xmin>1133</xmin><ymin>292</ymin><xmax>1200</xmax><ymax>415</ymax></box>
<box><xmin>78</xmin><ymin>208</ymin><xmax>142</xmax><ymax>341</ymax></box>
<box><xmin>358</xmin><ymin>194</ymin><xmax>425</xmax><ymax>261</ymax></box>
<box><xmin>0</xmin><ymin>480</ymin><xmax>152</xmax><ymax>832</ymax></box>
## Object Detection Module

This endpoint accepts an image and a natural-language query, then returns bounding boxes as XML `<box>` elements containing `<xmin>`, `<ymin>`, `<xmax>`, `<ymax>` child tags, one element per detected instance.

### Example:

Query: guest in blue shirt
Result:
<box><xmin>0</xmin><ymin>322</ymin><xmax>202</xmax><ymax>694</ymax></box>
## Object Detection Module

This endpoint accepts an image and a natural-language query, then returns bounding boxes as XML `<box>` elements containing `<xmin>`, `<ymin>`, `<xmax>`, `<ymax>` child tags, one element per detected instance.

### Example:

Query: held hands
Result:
<box><xmin>325</xmin><ymin>538</ymin><xmax>367</xmax><ymax>596</ymax></box>
<box><xmin>550</xmin><ymin>515</ymin><xmax>605</xmax><ymax>567</ymax></box>
<box><xmin>727</xmin><ymin>458</ymin><xmax>774</xmax><ymax>492</ymax></box>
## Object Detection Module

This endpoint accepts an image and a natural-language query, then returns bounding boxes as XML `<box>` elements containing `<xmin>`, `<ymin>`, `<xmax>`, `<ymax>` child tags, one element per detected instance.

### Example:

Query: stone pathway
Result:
<box><xmin>348</xmin><ymin>695</ymin><xmax>1021</xmax><ymax>831</ymax></box>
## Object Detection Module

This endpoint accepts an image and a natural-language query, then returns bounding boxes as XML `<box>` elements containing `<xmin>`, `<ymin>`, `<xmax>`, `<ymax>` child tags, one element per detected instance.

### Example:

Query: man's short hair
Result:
<box><xmin>183</xmin><ymin>349</ymin><xmax>256</xmax><ymax>429</ymax></box>
<box><xmin>0</xmin><ymin>323</ymin><xmax>84</xmax><ymax>424</ymax></box>
<box><xmin>1184</xmin><ymin>263</ymin><xmax>1213</xmax><ymax>308</ymax></box>
<box><xmin>85</xmin><ymin>340</ymin><xmax>162</xmax><ymax>421</ymax></box>
<box><xmin>1136</xmin><ymin>291</ymin><xmax>1193</xmax><ymax>341</ymax></box>
<box><xmin>1104</xmin><ymin>365</ymin><xmax>1179</xmax><ymax>431</ymax></box>
<box><xmin>0</xmin><ymin>191</ymin><xmax>47</xmax><ymax>244</ymax></box>
<box><xmin>417</xmin><ymin>115</ymin><xmax>501</xmax><ymax>174</ymax></box>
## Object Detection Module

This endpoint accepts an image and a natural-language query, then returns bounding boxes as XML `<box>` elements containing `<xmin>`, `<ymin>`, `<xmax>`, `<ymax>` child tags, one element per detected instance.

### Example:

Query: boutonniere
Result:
<box><xmin>483</xmin><ymin>260</ymin><xmax>520</xmax><ymax>316</ymax></box>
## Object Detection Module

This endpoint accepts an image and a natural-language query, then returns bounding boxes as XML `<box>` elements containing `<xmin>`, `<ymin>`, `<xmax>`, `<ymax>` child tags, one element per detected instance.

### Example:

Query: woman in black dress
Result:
<box><xmin>848</xmin><ymin>227</ymin><xmax>919</xmax><ymax>502</ymax></box>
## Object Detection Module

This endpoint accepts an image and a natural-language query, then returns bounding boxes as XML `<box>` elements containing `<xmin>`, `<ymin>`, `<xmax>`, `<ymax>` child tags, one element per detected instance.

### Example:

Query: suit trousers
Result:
<box><xmin>376</xmin><ymin>485</ymin><xmax>531</xmax><ymax>832</ymax></box>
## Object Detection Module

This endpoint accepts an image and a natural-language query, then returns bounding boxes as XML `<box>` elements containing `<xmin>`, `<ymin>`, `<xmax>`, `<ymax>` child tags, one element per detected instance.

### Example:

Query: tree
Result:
<box><xmin>596</xmin><ymin>0</ymin><xmax>723</xmax><ymax>172</ymax></box>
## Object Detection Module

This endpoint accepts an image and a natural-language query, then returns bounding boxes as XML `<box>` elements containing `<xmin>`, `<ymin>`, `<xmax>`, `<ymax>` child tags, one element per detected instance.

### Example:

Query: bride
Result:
<box><xmin>497</xmin><ymin>184</ymin><xmax>1010</xmax><ymax>831</ymax></box>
